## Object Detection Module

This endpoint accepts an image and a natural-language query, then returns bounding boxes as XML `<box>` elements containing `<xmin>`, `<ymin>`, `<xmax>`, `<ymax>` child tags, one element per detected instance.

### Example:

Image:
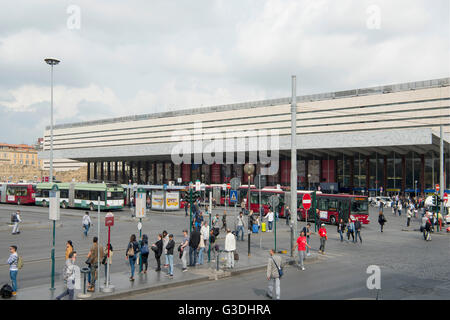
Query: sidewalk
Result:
<box><xmin>12</xmin><ymin>233</ymin><xmax>319</xmax><ymax>300</ymax></box>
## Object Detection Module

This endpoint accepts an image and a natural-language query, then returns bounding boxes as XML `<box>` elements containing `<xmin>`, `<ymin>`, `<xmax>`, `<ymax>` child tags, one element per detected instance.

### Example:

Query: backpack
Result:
<box><xmin>0</xmin><ymin>284</ymin><xmax>13</xmax><ymax>299</ymax></box>
<box><xmin>141</xmin><ymin>244</ymin><xmax>149</xmax><ymax>255</ymax></box>
<box><xmin>17</xmin><ymin>256</ymin><xmax>23</xmax><ymax>270</ymax></box>
<box><xmin>11</xmin><ymin>213</ymin><xmax>17</xmax><ymax>224</ymax></box>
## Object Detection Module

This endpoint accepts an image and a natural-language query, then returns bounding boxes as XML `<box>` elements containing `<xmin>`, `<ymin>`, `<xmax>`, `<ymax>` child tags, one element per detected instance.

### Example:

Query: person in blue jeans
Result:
<box><xmin>126</xmin><ymin>234</ymin><xmax>140</xmax><ymax>281</ymax></box>
<box><xmin>165</xmin><ymin>234</ymin><xmax>175</xmax><ymax>278</ymax></box>
<box><xmin>8</xmin><ymin>245</ymin><xmax>19</xmax><ymax>296</ymax></box>
<box><xmin>236</xmin><ymin>212</ymin><xmax>246</xmax><ymax>241</ymax></box>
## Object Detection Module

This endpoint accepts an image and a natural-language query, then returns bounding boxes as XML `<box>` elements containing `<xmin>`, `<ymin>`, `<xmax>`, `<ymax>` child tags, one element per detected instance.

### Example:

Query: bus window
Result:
<box><xmin>60</xmin><ymin>189</ymin><xmax>69</xmax><ymax>199</ymax></box>
<box><xmin>351</xmin><ymin>199</ymin><xmax>368</xmax><ymax>214</ymax></box>
<box><xmin>109</xmin><ymin>191</ymin><xmax>124</xmax><ymax>200</ymax></box>
<box><xmin>250</xmin><ymin>193</ymin><xmax>259</xmax><ymax>204</ymax></box>
<box><xmin>318</xmin><ymin>198</ymin><xmax>328</xmax><ymax>211</ymax></box>
<box><xmin>328</xmin><ymin>199</ymin><xmax>337</xmax><ymax>211</ymax></box>
<box><xmin>338</xmin><ymin>200</ymin><xmax>350</xmax><ymax>222</ymax></box>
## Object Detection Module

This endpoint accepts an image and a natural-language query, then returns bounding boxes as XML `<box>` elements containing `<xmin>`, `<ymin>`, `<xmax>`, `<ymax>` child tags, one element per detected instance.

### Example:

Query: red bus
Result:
<box><xmin>0</xmin><ymin>183</ymin><xmax>36</xmax><ymax>205</ymax></box>
<box><xmin>248</xmin><ymin>188</ymin><xmax>370</xmax><ymax>225</ymax></box>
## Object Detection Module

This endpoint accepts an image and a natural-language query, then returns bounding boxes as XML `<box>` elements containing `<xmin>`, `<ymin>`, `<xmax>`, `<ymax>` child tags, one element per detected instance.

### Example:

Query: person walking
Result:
<box><xmin>188</xmin><ymin>225</ymin><xmax>200</xmax><ymax>267</ymax></box>
<box><xmin>198</xmin><ymin>230</ymin><xmax>206</xmax><ymax>265</ymax></box>
<box><xmin>196</xmin><ymin>212</ymin><xmax>204</xmax><ymax>232</ymax></box>
<box><xmin>264</xmin><ymin>209</ymin><xmax>274</xmax><ymax>232</ymax></box>
<box><xmin>185</xmin><ymin>200</ymin><xmax>189</xmax><ymax>217</ymax></box>
<box><xmin>56</xmin><ymin>251</ymin><xmax>77</xmax><ymax>300</ymax></box>
<box><xmin>398</xmin><ymin>201</ymin><xmax>402</xmax><ymax>217</ymax></box>
<box><xmin>86</xmin><ymin>236</ymin><xmax>103</xmax><ymax>292</ymax></box>
<box><xmin>347</xmin><ymin>218</ymin><xmax>355</xmax><ymax>242</ymax></box>
<box><xmin>301</xmin><ymin>223</ymin><xmax>312</xmax><ymax>256</ymax></box>
<box><xmin>7</xmin><ymin>245</ymin><xmax>19</xmax><ymax>296</ymax></box>
<box><xmin>11</xmin><ymin>210</ymin><xmax>21</xmax><ymax>235</ymax></box>
<box><xmin>65</xmin><ymin>240</ymin><xmax>74</xmax><ymax>260</ymax></box>
<box><xmin>180</xmin><ymin>230</ymin><xmax>189</xmax><ymax>272</ymax></box>
<box><xmin>318</xmin><ymin>224</ymin><xmax>327</xmax><ymax>254</ymax></box>
<box><xmin>378</xmin><ymin>211</ymin><xmax>386</xmax><ymax>232</ymax></box>
<box><xmin>285</xmin><ymin>206</ymin><xmax>291</xmax><ymax>226</ymax></box>
<box><xmin>125</xmin><ymin>234</ymin><xmax>140</xmax><ymax>281</ymax></box>
<box><xmin>354</xmin><ymin>217</ymin><xmax>362</xmax><ymax>243</ymax></box>
<box><xmin>221</xmin><ymin>212</ymin><xmax>227</xmax><ymax>232</ymax></box>
<box><xmin>212</xmin><ymin>214</ymin><xmax>220</xmax><ymax>238</ymax></box>
<box><xmin>209</xmin><ymin>229</ymin><xmax>217</xmax><ymax>261</ymax></box>
<box><xmin>151</xmin><ymin>234</ymin><xmax>163</xmax><ymax>271</ymax></box>
<box><xmin>337</xmin><ymin>219</ymin><xmax>346</xmax><ymax>242</ymax></box>
<box><xmin>224</xmin><ymin>228</ymin><xmax>236</xmax><ymax>269</ymax></box>
<box><xmin>266</xmin><ymin>249</ymin><xmax>282</xmax><ymax>300</ymax></box>
<box><xmin>139</xmin><ymin>234</ymin><xmax>149</xmax><ymax>274</ymax></box>
<box><xmin>406</xmin><ymin>208</ymin><xmax>412</xmax><ymax>227</ymax></box>
<box><xmin>296</xmin><ymin>231</ymin><xmax>311</xmax><ymax>270</ymax></box>
<box><xmin>236</xmin><ymin>212</ymin><xmax>246</xmax><ymax>241</ymax></box>
<box><xmin>165</xmin><ymin>234</ymin><xmax>175</xmax><ymax>278</ymax></box>
<box><xmin>82</xmin><ymin>212</ymin><xmax>92</xmax><ymax>237</ymax></box>
<box><xmin>162</xmin><ymin>231</ymin><xmax>169</xmax><ymax>269</ymax></box>
<box><xmin>200</xmin><ymin>221</ymin><xmax>209</xmax><ymax>254</ymax></box>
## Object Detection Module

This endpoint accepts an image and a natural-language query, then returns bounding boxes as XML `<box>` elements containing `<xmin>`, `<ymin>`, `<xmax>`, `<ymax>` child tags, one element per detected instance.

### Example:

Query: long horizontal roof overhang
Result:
<box><xmin>39</xmin><ymin>128</ymin><xmax>449</xmax><ymax>162</ymax></box>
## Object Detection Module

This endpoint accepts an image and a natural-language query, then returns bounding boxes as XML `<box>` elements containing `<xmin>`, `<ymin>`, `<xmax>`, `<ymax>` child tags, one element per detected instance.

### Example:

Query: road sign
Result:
<box><xmin>222</xmin><ymin>183</ymin><xmax>227</xmax><ymax>191</ymax></box>
<box><xmin>254</xmin><ymin>175</ymin><xmax>267</xmax><ymax>189</ymax></box>
<box><xmin>49</xmin><ymin>189</ymin><xmax>60</xmax><ymax>221</ymax></box>
<box><xmin>135</xmin><ymin>189</ymin><xmax>146</xmax><ymax>218</ymax></box>
<box><xmin>444</xmin><ymin>192</ymin><xmax>448</xmax><ymax>202</ymax></box>
<box><xmin>269</xmin><ymin>195</ymin><xmax>279</xmax><ymax>208</ymax></box>
<box><xmin>105</xmin><ymin>212</ymin><xmax>114</xmax><ymax>227</ymax></box>
<box><xmin>230</xmin><ymin>177</ymin><xmax>240</xmax><ymax>190</ymax></box>
<box><xmin>137</xmin><ymin>222</ymin><xmax>142</xmax><ymax>231</ymax></box>
<box><xmin>230</xmin><ymin>190</ymin><xmax>238</xmax><ymax>203</ymax></box>
<box><xmin>302</xmin><ymin>193</ymin><xmax>312</xmax><ymax>211</ymax></box>
<box><xmin>196</xmin><ymin>181</ymin><xmax>201</xmax><ymax>191</ymax></box>
<box><xmin>436</xmin><ymin>184</ymin><xmax>440</xmax><ymax>192</ymax></box>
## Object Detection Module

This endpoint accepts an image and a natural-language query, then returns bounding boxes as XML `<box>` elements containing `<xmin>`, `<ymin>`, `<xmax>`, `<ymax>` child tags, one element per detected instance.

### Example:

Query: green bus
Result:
<box><xmin>35</xmin><ymin>182</ymin><xmax>124</xmax><ymax>211</ymax></box>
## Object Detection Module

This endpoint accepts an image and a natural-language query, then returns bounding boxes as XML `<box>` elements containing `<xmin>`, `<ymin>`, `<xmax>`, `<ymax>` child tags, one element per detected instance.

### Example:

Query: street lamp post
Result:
<box><xmin>415</xmin><ymin>180</ymin><xmax>418</xmax><ymax>199</ymax></box>
<box><xmin>244</xmin><ymin>164</ymin><xmax>255</xmax><ymax>256</ymax></box>
<box><xmin>45</xmin><ymin>57</ymin><xmax>60</xmax><ymax>291</ymax></box>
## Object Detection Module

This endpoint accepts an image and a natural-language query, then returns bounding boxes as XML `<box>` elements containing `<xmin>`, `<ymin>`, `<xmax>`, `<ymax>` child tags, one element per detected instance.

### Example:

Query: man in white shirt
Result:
<box><xmin>200</xmin><ymin>222</ymin><xmax>210</xmax><ymax>256</ymax></box>
<box><xmin>265</xmin><ymin>210</ymin><xmax>274</xmax><ymax>232</ymax></box>
<box><xmin>82</xmin><ymin>212</ymin><xmax>92</xmax><ymax>237</ymax></box>
<box><xmin>224</xmin><ymin>229</ymin><xmax>236</xmax><ymax>268</ymax></box>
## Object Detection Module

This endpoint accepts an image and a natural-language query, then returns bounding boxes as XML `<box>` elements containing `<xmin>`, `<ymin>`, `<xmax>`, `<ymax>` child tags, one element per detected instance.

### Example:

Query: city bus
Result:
<box><xmin>248</xmin><ymin>188</ymin><xmax>369</xmax><ymax>225</ymax></box>
<box><xmin>0</xmin><ymin>183</ymin><xmax>36</xmax><ymax>205</ymax></box>
<box><xmin>35</xmin><ymin>182</ymin><xmax>124</xmax><ymax>210</ymax></box>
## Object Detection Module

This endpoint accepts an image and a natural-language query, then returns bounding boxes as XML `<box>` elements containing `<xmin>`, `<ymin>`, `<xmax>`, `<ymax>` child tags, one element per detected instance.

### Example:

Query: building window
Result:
<box><xmin>26</xmin><ymin>160</ymin><xmax>29</xmax><ymax>165</ymax></box>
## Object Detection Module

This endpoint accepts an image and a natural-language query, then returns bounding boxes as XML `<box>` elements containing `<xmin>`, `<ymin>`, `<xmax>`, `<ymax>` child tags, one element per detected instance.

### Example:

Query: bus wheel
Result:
<box><xmin>90</xmin><ymin>203</ymin><xmax>95</xmax><ymax>211</ymax></box>
<box><xmin>330</xmin><ymin>215</ymin><xmax>337</xmax><ymax>225</ymax></box>
<box><xmin>42</xmin><ymin>200</ymin><xmax>48</xmax><ymax>207</ymax></box>
<box><xmin>61</xmin><ymin>201</ymin><xmax>67</xmax><ymax>209</ymax></box>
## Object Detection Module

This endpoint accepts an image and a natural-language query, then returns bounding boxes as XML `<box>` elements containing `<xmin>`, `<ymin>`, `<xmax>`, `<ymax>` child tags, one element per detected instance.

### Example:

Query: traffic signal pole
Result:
<box><xmin>290</xmin><ymin>75</ymin><xmax>298</xmax><ymax>259</ymax></box>
<box><xmin>439</xmin><ymin>125</ymin><xmax>444</xmax><ymax>232</ymax></box>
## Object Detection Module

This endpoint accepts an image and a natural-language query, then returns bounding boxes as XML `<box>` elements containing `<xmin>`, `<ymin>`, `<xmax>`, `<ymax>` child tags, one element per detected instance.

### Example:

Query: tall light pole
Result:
<box><xmin>45</xmin><ymin>57</ymin><xmax>60</xmax><ymax>291</ymax></box>
<box><xmin>290</xmin><ymin>75</ymin><xmax>298</xmax><ymax>259</ymax></box>
<box><xmin>244</xmin><ymin>163</ymin><xmax>254</xmax><ymax>256</ymax></box>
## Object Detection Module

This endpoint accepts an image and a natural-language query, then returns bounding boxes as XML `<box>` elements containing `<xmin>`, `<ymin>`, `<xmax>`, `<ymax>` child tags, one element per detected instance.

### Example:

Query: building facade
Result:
<box><xmin>39</xmin><ymin>77</ymin><xmax>450</xmax><ymax>196</ymax></box>
<box><xmin>0</xmin><ymin>143</ymin><xmax>43</xmax><ymax>168</ymax></box>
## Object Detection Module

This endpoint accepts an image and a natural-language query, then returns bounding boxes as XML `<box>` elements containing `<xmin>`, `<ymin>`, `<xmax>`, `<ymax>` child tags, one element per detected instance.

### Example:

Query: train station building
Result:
<box><xmin>39</xmin><ymin>77</ymin><xmax>450</xmax><ymax>196</ymax></box>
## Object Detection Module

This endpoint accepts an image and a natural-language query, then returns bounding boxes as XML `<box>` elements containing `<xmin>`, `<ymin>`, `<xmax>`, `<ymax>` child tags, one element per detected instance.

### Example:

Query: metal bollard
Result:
<box><xmin>77</xmin><ymin>267</ymin><xmax>91</xmax><ymax>299</ymax></box>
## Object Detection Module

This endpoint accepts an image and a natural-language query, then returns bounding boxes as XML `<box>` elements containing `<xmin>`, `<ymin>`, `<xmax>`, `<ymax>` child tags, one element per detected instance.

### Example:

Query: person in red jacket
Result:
<box><xmin>318</xmin><ymin>224</ymin><xmax>328</xmax><ymax>254</ymax></box>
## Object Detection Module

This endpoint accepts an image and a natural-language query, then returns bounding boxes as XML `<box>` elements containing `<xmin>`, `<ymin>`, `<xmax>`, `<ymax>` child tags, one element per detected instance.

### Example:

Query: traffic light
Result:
<box><xmin>431</xmin><ymin>194</ymin><xmax>438</xmax><ymax>206</ymax></box>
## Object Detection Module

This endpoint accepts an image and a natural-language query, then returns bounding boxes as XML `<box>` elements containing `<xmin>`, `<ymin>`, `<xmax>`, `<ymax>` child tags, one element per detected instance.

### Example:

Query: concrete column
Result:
<box><xmin>87</xmin><ymin>161</ymin><xmax>91</xmax><ymax>181</ymax></box>
<box><xmin>137</xmin><ymin>161</ymin><xmax>141</xmax><ymax>184</ymax></box>
<box><xmin>145</xmin><ymin>161</ymin><xmax>149</xmax><ymax>184</ymax></box>
<box><xmin>93</xmin><ymin>162</ymin><xmax>98</xmax><ymax>180</ymax></box>
<box><xmin>305</xmin><ymin>159</ymin><xmax>309</xmax><ymax>189</ymax></box>
<box><xmin>107</xmin><ymin>161</ymin><xmax>111</xmax><ymax>181</ymax></box>
<box><xmin>349</xmin><ymin>156</ymin><xmax>355</xmax><ymax>192</ymax></box>
<box><xmin>383</xmin><ymin>156</ymin><xmax>387</xmax><ymax>193</ymax></box>
<box><xmin>122</xmin><ymin>161</ymin><xmax>126</xmax><ymax>183</ymax></box>
<box><xmin>420</xmin><ymin>154</ymin><xmax>425</xmax><ymax>196</ymax></box>
<box><xmin>114</xmin><ymin>161</ymin><xmax>118</xmax><ymax>182</ymax></box>
<box><xmin>366</xmin><ymin>156</ymin><xmax>370</xmax><ymax>193</ymax></box>
<box><xmin>402</xmin><ymin>155</ymin><xmax>406</xmax><ymax>196</ymax></box>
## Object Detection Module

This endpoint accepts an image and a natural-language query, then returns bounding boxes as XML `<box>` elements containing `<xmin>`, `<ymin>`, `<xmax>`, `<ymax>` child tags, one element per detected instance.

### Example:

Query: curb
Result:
<box><xmin>93</xmin><ymin>255</ymin><xmax>320</xmax><ymax>299</ymax></box>
<box><xmin>92</xmin><ymin>275</ymin><xmax>210</xmax><ymax>300</ymax></box>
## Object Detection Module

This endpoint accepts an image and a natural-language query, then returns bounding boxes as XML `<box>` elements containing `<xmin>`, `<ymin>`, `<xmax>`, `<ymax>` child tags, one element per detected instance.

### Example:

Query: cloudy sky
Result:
<box><xmin>0</xmin><ymin>0</ymin><xmax>448</xmax><ymax>145</ymax></box>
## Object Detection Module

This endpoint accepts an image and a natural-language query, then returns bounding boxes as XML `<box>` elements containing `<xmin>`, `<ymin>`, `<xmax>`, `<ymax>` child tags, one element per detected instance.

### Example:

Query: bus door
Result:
<box><xmin>338</xmin><ymin>199</ymin><xmax>350</xmax><ymax>222</ymax></box>
<box><xmin>69</xmin><ymin>183</ymin><xmax>75</xmax><ymax>207</ymax></box>
<box><xmin>0</xmin><ymin>184</ymin><xmax>5</xmax><ymax>203</ymax></box>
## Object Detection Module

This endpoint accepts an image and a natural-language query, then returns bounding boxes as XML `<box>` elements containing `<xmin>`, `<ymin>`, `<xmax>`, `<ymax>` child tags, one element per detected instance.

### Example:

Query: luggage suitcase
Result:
<box><xmin>262</xmin><ymin>222</ymin><xmax>266</xmax><ymax>232</ymax></box>
<box><xmin>252</xmin><ymin>224</ymin><xmax>259</xmax><ymax>233</ymax></box>
<box><xmin>1</xmin><ymin>284</ymin><xmax>13</xmax><ymax>299</ymax></box>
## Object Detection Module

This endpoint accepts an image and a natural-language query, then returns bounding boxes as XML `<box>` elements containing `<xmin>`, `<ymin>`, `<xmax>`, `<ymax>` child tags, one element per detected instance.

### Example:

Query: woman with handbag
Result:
<box><xmin>151</xmin><ymin>234</ymin><xmax>163</xmax><ymax>272</ymax></box>
<box><xmin>347</xmin><ymin>218</ymin><xmax>355</xmax><ymax>242</ymax></box>
<box><xmin>126</xmin><ymin>234</ymin><xmax>140</xmax><ymax>281</ymax></box>
<box><xmin>102</xmin><ymin>243</ymin><xmax>113</xmax><ymax>283</ymax></box>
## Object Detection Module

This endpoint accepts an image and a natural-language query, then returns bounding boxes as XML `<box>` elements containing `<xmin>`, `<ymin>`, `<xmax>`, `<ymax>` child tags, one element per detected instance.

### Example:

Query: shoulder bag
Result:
<box><xmin>271</xmin><ymin>257</ymin><xmax>283</xmax><ymax>278</ymax></box>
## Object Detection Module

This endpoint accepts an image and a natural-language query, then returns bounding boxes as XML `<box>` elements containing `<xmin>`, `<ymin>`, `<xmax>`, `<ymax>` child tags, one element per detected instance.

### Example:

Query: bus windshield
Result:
<box><xmin>109</xmin><ymin>191</ymin><xmax>124</xmax><ymax>200</ymax></box>
<box><xmin>351</xmin><ymin>199</ymin><xmax>368</xmax><ymax>213</ymax></box>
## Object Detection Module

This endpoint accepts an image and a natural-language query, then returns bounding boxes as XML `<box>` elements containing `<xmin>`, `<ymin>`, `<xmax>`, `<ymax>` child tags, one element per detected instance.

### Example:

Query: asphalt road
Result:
<box><xmin>0</xmin><ymin>203</ymin><xmax>294</xmax><ymax>289</ymax></box>
<box><xmin>120</xmin><ymin>206</ymin><xmax>450</xmax><ymax>300</ymax></box>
